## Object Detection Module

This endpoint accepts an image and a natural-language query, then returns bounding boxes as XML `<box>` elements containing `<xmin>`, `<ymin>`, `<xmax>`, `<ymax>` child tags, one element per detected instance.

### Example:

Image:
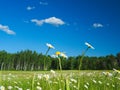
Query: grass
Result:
<box><xmin>0</xmin><ymin>70</ymin><xmax>120</xmax><ymax>90</ymax></box>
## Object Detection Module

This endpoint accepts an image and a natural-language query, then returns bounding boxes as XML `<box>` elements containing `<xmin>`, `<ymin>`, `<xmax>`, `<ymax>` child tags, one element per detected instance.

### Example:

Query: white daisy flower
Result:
<box><xmin>8</xmin><ymin>86</ymin><xmax>13</xmax><ymax>90</ymax></box>
<box><xmin>60</xmin><ymin>52</ymin><xmax>68</xmax><ymax>58</ymax></box>
<box><xmin>50</xmin><ymin>70</ymin><xmax>55</xmax><ymax>74</ymax></box>
<box><xmin>0</xmin><ymin>86</ymin><xmax>5</xmax><ymax>90</ymax></box>
<box><xmin>84</xmin><ymin>84</ymin><xmax>88</xmax><ymax>89</ymax></box>
<box><xmin>85</xmin><ymin>42</ymin><xmax>95</xmax><ymax>49</ymax></box>
<box><xmin>46</xmin><ymin>43</ymin><xmax>55</xmax><ymax>49</ymax></box>
<box><xmin>36</xmin><ymin>86</ymin><xmax>42</xmax><ymax>90</ymax></box>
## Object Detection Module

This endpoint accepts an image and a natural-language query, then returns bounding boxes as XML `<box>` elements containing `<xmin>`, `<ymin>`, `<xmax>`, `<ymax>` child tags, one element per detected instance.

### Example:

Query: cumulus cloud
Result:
<box><xmin>31</xmin><ymin>17</ymin><xmax>65</xmax><ymax>26</ymax></box>
<box><xmin>0</xmin><ymin>24</ymin><xmax>16</xmax><ymax>35</ymax></box>
<box><xmin>93</xmin><ymin>23</ymin><xmax>103</xmax><ymax>28</ymax></box>
<box><xmin>26</xmin><ymin>6</ymin><xmax>35</xmax><ymax>11</ymax></box>
<box><xmin>31</xmin><ymin>19</ymin><xmax>43</xmax><ymax>26</ymax></box>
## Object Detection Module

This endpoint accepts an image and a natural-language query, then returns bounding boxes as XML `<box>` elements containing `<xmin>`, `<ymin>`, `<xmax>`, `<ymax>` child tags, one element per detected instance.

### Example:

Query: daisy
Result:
<box><xmin>85</xmin><ymin>42</ymin><xmax>95</xmax><ymax>49</ymax></box>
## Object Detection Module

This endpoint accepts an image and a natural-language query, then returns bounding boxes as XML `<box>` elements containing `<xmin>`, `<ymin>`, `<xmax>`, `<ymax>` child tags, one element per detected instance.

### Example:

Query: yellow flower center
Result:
<box><xmin>55</xmin><ymin>51</ymin><xmax>61</xmax><ymax>55</ymax></box>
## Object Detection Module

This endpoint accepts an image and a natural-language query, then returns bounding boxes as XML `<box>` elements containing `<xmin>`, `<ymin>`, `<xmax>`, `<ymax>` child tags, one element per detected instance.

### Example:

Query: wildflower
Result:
<box><xmin>107</xmin><ymin>83</ymin><xmax>110</xmax><ymax>86</ymax></box>
<box><xmin>37</xmin><ymin>82</ymin><xmax>40</xmax><ymax>85</ymax></box>
<box><xmin>8</xmin><ymin>86</ymin><xmax>13</xmax><ymax>90</ymax></box>
<box><xmin>14</xmin><ymin>81</ymin><xmax>18</xmax><ymax>84</ymax></box>
<box><xmin>112</xmin><ymin>84</ymin><xmax>115</xmax><ymax>87</ymax></box>
<box><xmin>51</xmin><ymin>54</ymin><xmax>58</xmax><ymax>58</ymax></box>
<box><xmin>106</xmin><ymin>72</ymin><xmax>112</xmax><ymax>76</ymax></box>
<box><xmin>70</xmin><ymin>78</ymin><xmax>77</xmax><ymax>83</ymax></box>
<box><xmin>38</xmin><ymin>74</ymin><xmax>42</xmax><ymax>79</ymax></box>
<box><xmin>73</xmin><ymin>86</ymin><xmax>78</xmax><ymax>89</ymax></box>
<box><xmin>60</xmin><ymin>52</ymin><xmax>68</xmax><ymax>58</ymax></box>
<box><xmin>56</xmin><ymin>51</ymin><xmax>61</xmax><ymax>56</ymax></box>
<box><xmin>14</xmin><ymin>86</ymin><xmax>19</xmax><ymax>89</ymax></box>
<box><xmin>79</xmin><ymin>42</ymin><xmax>95</xmax><ymax>70</ymax></box>
<box><xmin>86</xmin><ymin>82</ymin><xmax>89</xmax><ymax>86</ymax></box>
<box><xmin>36</xmin><ymin>86</ymin><xmax>42</xmax><ymax>90</ymax></box>
<box><xmin>44</xmin><ymin>43</ymin><xmax>55</xmax><ymax>70</ymax></box>
<box><xmin>50</xmin><ymin>70</ymin><xmax>55</xmax><ymax>74</ymax></box>
<box><xmin>102</xmin><ymin>72</ymin><xmax>112</xmax><ymax>76</ymax></box>
<box><xmin>98</xmin><ymin>81</ymin><xmax>102</xmax><ymax>84</ymax></box>
<box><xmin>85</xmin><ymin>42</ymin><xmax>95</xmax><ymax>49</ymax></box>
<box><xmin>84</xmin><ymin>84</ymin><xmax>88</xmax><ymax>89</ymax></box>
<box><xmin>0</xmin><ymin>86</ymin><xmax>5</xmax><ymax>90</ymax></box>
<box><xmin>27</xmin><ymin>81</ymin><xmax>30</xmax><ymax>84</ymax></box>
<box><xmin>92</xmin><ymin>79</ymin><xmax>97</xmax><ymax>83</ymax></box>
<box><xmin>113</xmin><ymin>68</ymin><xmax>120</xmax><ymax>73</ymax></box>
<box><xmin>55</xmin><ymin>51</ymin><xmax>65</xmax><ymax>71</ymax></box>
<box><xmin>49</xmin><ymin>80</ymin><xmax>52</xmax><ymax>84</ymax></box>
<box><xmin>8</xmin><ymin>77</ymin><xmax>11</xmax><ymax>80</ymax></box>
<box><xmin>18</xmin><ymin>88</ymin><xmax>23</xmax><ymax>90</ymax></box>
<box><xmin>46</xmin><ymin>43</ymin><xmax>55</xmax><ymax>49</ymax></box>
<box><xmin>43</xmin><ymin>74</ymin><xmax>50</xmax><ymax>80</ymax></box>
<box><xmin>55</xmin><ymin>51</ymin><xmax>68</xmax><ymax>58</ymax></box>
<box><xmin>117</xmin><ymin>77</ymin><xmax>120</xmax><ymax>80</ymax></box>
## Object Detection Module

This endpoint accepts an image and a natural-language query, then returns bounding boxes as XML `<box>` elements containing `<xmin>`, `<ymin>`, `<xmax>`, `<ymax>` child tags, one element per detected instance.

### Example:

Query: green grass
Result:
<box><xmin>0</xmin><ymin>70</ymin><xmax>120</xmax><ymax>90</ymax></box>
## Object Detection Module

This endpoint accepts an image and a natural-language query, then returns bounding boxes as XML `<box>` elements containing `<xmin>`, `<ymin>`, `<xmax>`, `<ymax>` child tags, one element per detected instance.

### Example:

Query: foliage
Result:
<box><xmin>0</xmin><ymin>50</ymin><xmax>120</xmax><ymax>70</ymax></box>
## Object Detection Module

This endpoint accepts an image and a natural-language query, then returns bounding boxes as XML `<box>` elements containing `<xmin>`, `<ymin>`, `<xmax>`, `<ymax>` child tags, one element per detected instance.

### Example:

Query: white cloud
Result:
<box><xmin>40</xmin><ymin>1</ymin><xmax>48</xmax><ymax>5</ymax></box>
<box><xmin>31</xmin><ymin>19</ymin><xmax>44</xmax><ymax>26</ymax></box>
<box><xmin>26</xmin><ymin>6</ymin><xmax>35</xmax><ymax>11</ymax></box>
<box><xmin>93</xmin><ymin>23</ymin><xmax>103</xmax><ymax>28</ymax></box>
<box><xmin>31</xmin><ymin>17</ymin><xmax>65</xmax><ymax>26</ymax></box>
<box><xmin>44</xmin><ymin>17</ymin><xmax>65</xmax><ymax>26</ymax></box>
<box><xmin>0</xmin><ymin>24</ymin><xmax>16</xmax><ymax>35</ymax></box>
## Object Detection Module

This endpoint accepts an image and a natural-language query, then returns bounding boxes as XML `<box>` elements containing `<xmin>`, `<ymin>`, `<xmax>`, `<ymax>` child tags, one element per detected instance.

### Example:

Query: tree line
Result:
<box><xmin>0</xmin><ymin>50</ymin><xmax>120</xmax><ymax>70</ymax></box>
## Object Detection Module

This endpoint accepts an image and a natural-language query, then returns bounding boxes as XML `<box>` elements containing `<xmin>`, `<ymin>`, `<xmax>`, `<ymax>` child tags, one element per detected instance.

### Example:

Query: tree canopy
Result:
<box><xmin>0</xmin><ymin>50</ymin><xmax>120</xmax><ymax>70</ymax></box>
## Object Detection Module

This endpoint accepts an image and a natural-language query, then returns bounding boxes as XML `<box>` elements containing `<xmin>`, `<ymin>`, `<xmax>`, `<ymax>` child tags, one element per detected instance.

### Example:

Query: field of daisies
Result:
<box><xmin>0</xmin><ymin>43</ymin><xmax>120</xmax><ymax>90</ymax></box>
<box><xmin>0</xmin><ymin>69</ymin><xmax>120</xmax><ymax>90</ymax></box>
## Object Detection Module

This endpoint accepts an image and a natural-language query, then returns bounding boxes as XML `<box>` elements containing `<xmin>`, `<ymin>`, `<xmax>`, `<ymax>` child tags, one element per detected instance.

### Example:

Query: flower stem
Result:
<box><xmin>58</xmin><ymin>57</ymin><xmax>62</xmax><ymax>72</ymax></box>
<box><xmin>32</xmin><ymin>73</ymin><xmax>35</xmax><ymax>90</ymax></box>
<box><xmin>79</xmin><ymin>47</ymin><xmax>89</xmax><ymax>70</ymax></box>
<box><xmin>44</xmin><ymin>47</ymin><xmax>50</xmax><ymax>70</ymax></box>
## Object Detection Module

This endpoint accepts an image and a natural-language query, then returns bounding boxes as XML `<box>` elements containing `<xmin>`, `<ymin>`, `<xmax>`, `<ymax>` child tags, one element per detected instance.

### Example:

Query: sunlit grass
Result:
<box><xmin>0</xmin><ymin>70</ymin><xmax>120</xmax><ymax>90</ymax></box>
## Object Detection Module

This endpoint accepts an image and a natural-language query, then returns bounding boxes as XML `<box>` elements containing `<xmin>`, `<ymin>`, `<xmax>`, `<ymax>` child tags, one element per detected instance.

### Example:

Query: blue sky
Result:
<box><xmin>0</xmin><ymin>0</ymin><xmax>120</xmax><ymax>56</ymax></box>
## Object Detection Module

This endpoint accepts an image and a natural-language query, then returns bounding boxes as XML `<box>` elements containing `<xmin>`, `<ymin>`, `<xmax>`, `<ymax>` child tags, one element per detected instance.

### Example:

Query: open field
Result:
<box><xmin>0</xmin><ymin>70</ymin><xmax>120</xmax><ymax>90</ymax></box>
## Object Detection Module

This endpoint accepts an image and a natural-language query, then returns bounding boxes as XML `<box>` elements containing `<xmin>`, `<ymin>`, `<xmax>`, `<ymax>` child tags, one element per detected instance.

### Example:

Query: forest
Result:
<box><xmin>0</xmin><ymin>50</ymin><xmax>120</xmax><ymax>71</ymax></box>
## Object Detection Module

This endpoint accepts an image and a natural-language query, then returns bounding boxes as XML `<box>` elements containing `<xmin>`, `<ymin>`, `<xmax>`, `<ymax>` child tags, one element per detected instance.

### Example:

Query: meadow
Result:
<box><xmin>0</xmin><ymin>70</ymin><xmax>120</xmax><ymax>90</ymax></box>
<box><xmin>0</xmin><ymin>42</ymin><xmax>119</xmax><ymax>90</ymax></box>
